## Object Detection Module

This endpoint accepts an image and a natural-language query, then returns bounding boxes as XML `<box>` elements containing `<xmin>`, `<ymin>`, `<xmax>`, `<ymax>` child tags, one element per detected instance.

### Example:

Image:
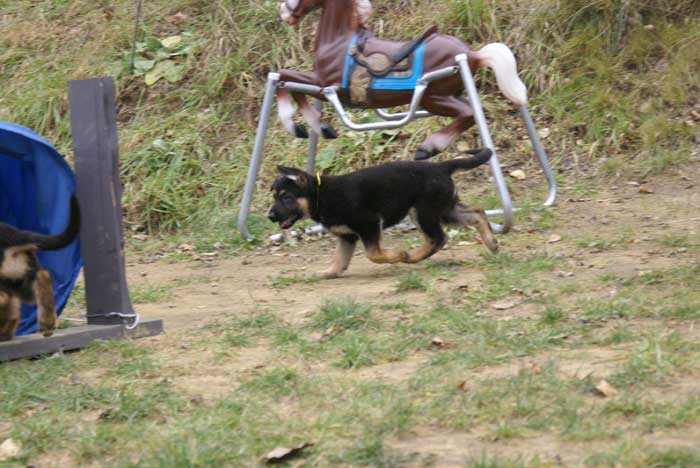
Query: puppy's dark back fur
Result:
<box><xmin>315</xmin><ymin>149</ymin><xmax>491</xmax><ymax>231</ymax></box>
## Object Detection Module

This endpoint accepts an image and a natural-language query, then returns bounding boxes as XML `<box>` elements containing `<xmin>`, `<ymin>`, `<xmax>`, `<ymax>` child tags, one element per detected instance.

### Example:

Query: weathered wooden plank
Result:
<box><xmin>0</xmin><ymin>319</ymin><xmax>164</xmax><ymax>362</ymax></box>
<box><xmin>68</xmin><ymin>77</ymin><xmax>134</xmax><ymax>326</ymax></box>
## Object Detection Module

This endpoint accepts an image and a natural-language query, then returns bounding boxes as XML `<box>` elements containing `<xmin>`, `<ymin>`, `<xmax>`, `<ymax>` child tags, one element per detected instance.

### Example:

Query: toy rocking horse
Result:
<box><xmin>237</xmin><ymin>0</ymin><xmax>556</xmax><ymax>239</ymax></box>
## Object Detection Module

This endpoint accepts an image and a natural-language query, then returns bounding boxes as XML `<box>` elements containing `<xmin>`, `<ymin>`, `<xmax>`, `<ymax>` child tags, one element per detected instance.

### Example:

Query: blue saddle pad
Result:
<box><xmin>0</xmin><ymin>122</ymin><xmax>82</xmax><ymax>336</ymax></box>
<box><xmin>342</xmin><ymin>33</ymin><xmax>425</xmax><ymax>92</ymax></box>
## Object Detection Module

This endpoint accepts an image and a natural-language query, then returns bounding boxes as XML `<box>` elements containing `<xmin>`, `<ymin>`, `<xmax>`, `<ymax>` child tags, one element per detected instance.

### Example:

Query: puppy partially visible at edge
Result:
<box><xmin>0</xmin><ymin>196</ymin><xmax>80</xmax><ymax>341</ymax></box>
<box><xmin>268</xmin><ymin>148</ymin><xmax>498</xmax><ymax>278</ymax></box>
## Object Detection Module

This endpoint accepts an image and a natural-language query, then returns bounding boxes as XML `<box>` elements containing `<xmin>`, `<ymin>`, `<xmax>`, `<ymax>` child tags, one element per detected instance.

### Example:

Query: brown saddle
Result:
<box><xmin>351</xmin><ymin>25</ymin><xmax>437</xmax><ymax>77</ymax></box>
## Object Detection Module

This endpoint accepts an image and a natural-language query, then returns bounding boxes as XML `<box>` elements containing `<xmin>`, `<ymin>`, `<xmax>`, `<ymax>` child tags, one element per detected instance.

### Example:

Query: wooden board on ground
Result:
<box><xmin>0</xmin><ymin>319</ymin><xmax>163</xmax><ymax>362</ymax></box>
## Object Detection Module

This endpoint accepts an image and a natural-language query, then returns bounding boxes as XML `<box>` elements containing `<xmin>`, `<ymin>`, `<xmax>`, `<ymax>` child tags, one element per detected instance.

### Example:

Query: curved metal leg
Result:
<box><xmin>455</xmin><ymin>54</ymin><xmax>513</xmax><ymax>234</ymax></box>
<box><xmin>237</xmin><ymin>72</ymin><xmax>280</xmax><ymax>239</ymax></box>
<box><xmin>520</xmin><ymin>106</ymin><xmax>556</xmax><ymax>207</ymax></box>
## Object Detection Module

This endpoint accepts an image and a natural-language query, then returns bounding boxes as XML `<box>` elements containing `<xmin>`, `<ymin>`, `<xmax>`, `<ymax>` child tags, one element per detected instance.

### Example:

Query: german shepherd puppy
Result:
<box><xmin>268</xmin><ymin>148</ymin><xmax>498</xmax><ymax>278</ymax></box>
<box><xmin>0</xmin><ymin>196</ymin><xmax>80</xmax><ymax>340</ymax></box>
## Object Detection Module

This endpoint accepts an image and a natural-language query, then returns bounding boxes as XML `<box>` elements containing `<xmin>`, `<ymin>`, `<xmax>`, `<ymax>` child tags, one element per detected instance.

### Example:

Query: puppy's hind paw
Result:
<box><xmin>320</xmin><ymin>269</ymin><xmax>342</xmax><ymax>279</ymax></box>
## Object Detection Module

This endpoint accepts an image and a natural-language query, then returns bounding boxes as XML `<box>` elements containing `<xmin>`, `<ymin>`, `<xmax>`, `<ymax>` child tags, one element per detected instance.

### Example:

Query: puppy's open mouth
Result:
<box><xmin>279</xmin><ymin>215</ymin><xmax>300</xmax><ymax>230</ymax></box>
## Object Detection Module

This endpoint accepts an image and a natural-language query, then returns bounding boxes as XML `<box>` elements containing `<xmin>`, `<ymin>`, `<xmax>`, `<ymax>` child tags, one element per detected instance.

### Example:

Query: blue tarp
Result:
<box><xmin>0</xmin><ymin>122</ymin><xmax>82</xmax><ymax>336</ymax></box>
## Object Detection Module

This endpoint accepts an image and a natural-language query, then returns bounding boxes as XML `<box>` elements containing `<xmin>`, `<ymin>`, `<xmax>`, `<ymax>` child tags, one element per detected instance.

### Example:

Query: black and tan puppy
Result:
<box><xmin>268</xmin><ymin>148</ymin><xmax>498</xmax><ymax>278</ymax></box>
<box><xmin>0</xmin><ymin>196</ymin><xmax>80</xmax><ymax>341</ymax></box>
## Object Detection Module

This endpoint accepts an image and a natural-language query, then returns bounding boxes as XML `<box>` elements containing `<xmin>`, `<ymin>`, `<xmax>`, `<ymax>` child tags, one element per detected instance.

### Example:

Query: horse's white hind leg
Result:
<box><xmin>276</xmin><ymin>87</ymin><xmax>309</xmax><ymax>138</ymax></box>
<box><xmin>415</xmin><ymin>95</ymin><xmax>475</xmax><ymax>160</ymax></box>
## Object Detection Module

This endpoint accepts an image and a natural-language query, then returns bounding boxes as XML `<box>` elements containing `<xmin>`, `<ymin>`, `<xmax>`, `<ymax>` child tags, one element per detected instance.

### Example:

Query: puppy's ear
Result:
<box><xmin>277</xmin><ymin>165</ymin><xmax>298</xmax><ymax>175</ymax></box>
<box><xmin>276</xmin><ymin>165</ymin><xmax>309</xmax><ymax>187</ymax></box>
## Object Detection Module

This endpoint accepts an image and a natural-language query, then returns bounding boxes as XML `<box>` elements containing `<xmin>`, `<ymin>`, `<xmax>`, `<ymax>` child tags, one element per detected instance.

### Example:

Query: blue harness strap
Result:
<box><xmin>341</xmin><ymin>33</ymin><xmax>425</xmax><ymax>92</ymax></box>
<box><xmin>341</xmin><ymin>33</ymin><xmax>358</xmax><ymax>89</ymax></box>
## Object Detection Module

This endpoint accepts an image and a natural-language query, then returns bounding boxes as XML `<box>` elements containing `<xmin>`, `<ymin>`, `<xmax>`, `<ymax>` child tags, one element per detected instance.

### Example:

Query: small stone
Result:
<box><xmin>594</xmin><ymin>380</ymin><xmax>618</xmax><ymax>397</ymax></box>
<box><xmin>0</xmin><ymin>439</ymin><xmax>21</xmax><ymax>460</ymax></box>
<box><xmin>509</xmin><ymin>169</ymin><xmax>526</xmax><ymax>180</ymax></box>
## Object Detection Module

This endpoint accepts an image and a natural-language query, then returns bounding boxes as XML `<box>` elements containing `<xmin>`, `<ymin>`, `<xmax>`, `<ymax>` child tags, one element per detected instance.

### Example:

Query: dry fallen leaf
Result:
<box><xmin>190</xmin><ymin>394</ymin><xmax>204</xmax><ymax>406</ymax></box>
<box><xmin>491</xmin><ymin>298</ymin><xmax>520</xmax><ymax>310</ymax></box>
<box><xmin>178</xmin><ymin>243</ymin><xmax>195</xmax><ymax>251</ymax></box>
<box><xmin>263</xmin><ymin>443</ymin><xmax>313</xmax><ymax>463</ymax></box>
<box><xmin>0</xmin><ymin>439</ymin><xmax>21</xmax><ymax>460</ymax></box>
<box><xmin>458</xmin><ymin>381</ymin><xmax>468</xmax><ymax>391</ymax></box>
<box><xmin>639</xmin><ymin>186</ymin><xmax>654</xmax><ymax>194</ymax></box>
<box><xmin>555</xmin><ymin>270</ymin><xmax>575</xmax><ymax>278</ymax></box>
<box><xmin>509</xmin><ymin>169</ymin><xmax>526</xmax><ymax>180</ymax></box>
<box><xmin>594</xmin><ymin>380</ymin><xmax>618</xmax><ymax>397</ymax></box>
<box><xmin>547</xmin><ymin>234</ymin><xmax>562</xmax><ymax>244</ymax></box>
<box><xmin>430</xmin><ymin>336</ymin><xmax>445</xmax><ymax>348</ymax></box>
<box><xmin>80</xmin><ymin>410</ymin><xmax>105</xmax><ymax>424</ymax></box>
<box><xmin>322</xmin><ymin>325</ymin><xmax>342</xmax><ymax>338</ymax></box>
<box><xmin>168</xmin><ymin>11</ymin><xmax>188</xmax><ymax>24</ymax></box>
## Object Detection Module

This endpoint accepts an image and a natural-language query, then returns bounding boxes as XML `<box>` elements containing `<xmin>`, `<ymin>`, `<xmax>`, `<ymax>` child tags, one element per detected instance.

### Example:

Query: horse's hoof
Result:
<box><xmin>294</xmin><ymin>123</ymin><xmax>309</xmax><ymax>139</ymax></box>
<box><xmin>321</xmin><ymin>124</ymin><xmax>338</xmax><ymax>139</ymax></box>
<box><xmin>415</xmin><ymin>148</ymin><xmax>439</xmax><ymax>160</ymax></box>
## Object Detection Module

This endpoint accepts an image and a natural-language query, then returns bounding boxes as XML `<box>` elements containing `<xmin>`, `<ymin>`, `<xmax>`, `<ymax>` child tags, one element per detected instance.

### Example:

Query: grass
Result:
<box><xmin>269</xmin><ymin>272</ymin><xmax>320</xmax><ymax>289</ymax></box>
<box><xmin>311</xmin><ymin>297</ymin><xmax>375</xmax><ymax>332</ymax></box>
<box><xmin>129</xmin><ymin>284</ymin><xmax>174</xmax><ymax>304</ymax></box>
<box><xmin>395</xmin><ymin>271</ymin><xmax>427</xmax><ymax>292</ymax></box>
<box><xmin>2</xmin><ymin>0</ymin><xmax>700</xmax><ymax>465</ymax></box>
<box><xmin>4</xmin><ymin>233</ymin><xmax>700</xmax><ymax>465</ymax></box>
<box><xmin>1</xmin><ymin>0</ymin><xmax>698</xmax><ymax>245</ymax></box>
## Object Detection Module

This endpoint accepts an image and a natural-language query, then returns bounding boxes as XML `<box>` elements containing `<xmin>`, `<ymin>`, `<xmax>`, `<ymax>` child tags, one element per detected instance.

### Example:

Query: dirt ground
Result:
<box><xmin>129</xmin><ymin>170</ymin><xmax>698</xmax><ymax>333</ymax></box>
<box><xmin>62</xmin><ymin>166</ymin><xmax>699</xmax><ymax>465</ymax></box>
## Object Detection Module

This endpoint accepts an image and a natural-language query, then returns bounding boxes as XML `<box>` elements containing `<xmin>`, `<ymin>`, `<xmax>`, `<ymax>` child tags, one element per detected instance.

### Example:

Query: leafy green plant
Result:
<box><xmin>129</xmin><ymin>33</ymin><xmax>200</xmax><ymax>86</ymax></box>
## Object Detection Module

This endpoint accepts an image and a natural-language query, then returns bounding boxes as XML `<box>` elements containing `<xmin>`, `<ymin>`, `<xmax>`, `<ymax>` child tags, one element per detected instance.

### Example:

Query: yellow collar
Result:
<box><xmin>316</xmin><ymin>172</ymin><xmax>321</xmax><ymax>186</ymax></box>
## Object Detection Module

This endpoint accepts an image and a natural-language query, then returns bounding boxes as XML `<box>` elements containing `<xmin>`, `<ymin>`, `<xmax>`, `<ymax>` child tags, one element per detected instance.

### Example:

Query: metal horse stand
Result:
<box><xmin>237</xmin><ymin>53</ymin><xmax>557</xmax><ymax>239</ymax></box>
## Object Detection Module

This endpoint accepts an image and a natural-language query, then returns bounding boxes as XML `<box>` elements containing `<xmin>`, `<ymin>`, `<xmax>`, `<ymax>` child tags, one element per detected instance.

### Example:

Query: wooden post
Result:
<box><xmin>68</xmin><ymin>77</ymin><xmax>151</xmax><ymax>329</ymax></box>
<box><xmin>0</xmin><ymin>77</ymin><xmax>163</xmax><ymax>361</ymax></box>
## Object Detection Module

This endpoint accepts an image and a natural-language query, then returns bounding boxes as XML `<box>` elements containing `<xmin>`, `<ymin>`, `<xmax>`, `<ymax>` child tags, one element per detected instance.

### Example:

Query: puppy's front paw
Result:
<box><xmin>487</xmin><ymin>240</ymin><xmax>499</xmax><ymax>254</ymax></box>
<box><xmin>39</xmin><ymin>314</ymin><xmax>57</xmax><ymax>337</ymax></box>
<box><xmin>321</xmin><ymin>269</ymin><xmax>341</xmax><ymax>279</ymax></box>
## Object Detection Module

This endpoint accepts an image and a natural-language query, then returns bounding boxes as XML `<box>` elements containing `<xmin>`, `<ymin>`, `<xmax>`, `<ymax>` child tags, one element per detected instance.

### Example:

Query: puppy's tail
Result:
<box><xmin>442</xmin><ymin>148</ymin><xmax>493</xmax><ymax>174</ymax></box>
<box><xmin>3</xmin><ymin>195</ymin><xmax>81</xmax><ymax>251</ymax></box>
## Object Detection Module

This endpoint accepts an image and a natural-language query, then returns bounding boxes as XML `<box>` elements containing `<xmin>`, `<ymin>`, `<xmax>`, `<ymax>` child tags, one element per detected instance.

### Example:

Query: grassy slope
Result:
<box><xmin>1</xmin><ymin>0</ymin><xmax>698</xmax><ymax>244</ymax></box>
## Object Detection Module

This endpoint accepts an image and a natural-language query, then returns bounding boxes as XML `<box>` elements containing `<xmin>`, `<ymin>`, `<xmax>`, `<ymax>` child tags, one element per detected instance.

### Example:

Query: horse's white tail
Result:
<box><xmin>472</xmin><ymin>42</ymin><xmax>527</xmax><ymax>106</ymax></box>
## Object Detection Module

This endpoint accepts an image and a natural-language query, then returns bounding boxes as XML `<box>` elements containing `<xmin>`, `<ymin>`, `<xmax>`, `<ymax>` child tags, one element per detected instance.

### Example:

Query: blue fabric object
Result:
<box><xmin>342</xmin><ymin>33</ymin><xmax>426</xmax><ymax>92</ymax></box>
<box><xmin>0</xmin><ymin>122</ymin><xmax>82</xmax><ymax>336</ymax></box>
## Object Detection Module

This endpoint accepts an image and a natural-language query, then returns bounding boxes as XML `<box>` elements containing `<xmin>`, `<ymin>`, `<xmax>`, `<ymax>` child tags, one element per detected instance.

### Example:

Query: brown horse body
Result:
<box><xmin>276</xmin><ymin>0</ymin><xmax>526</xmax><ymax>159</ymax></box>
